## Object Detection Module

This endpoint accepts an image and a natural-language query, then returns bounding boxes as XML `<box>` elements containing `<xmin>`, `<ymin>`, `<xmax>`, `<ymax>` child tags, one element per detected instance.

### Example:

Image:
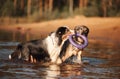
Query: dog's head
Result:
<box><xmin>72</xmin><ymin>25</ymin><xmax>89</xmax><ymax>44</ymax></box>
<box><xmin>74</xmin><ymin>25</ymin><xmax>89</xmax><ymax>37</ymax></box>
<box><xmin>55</xmin><ymin>26</ymin><xmax>72</xmax><ymax>46</ymax></box>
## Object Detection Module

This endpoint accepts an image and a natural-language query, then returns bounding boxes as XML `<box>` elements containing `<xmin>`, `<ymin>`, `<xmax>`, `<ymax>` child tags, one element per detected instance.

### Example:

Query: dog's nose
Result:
<box><xmin>68</xmin><ymin>30</ymin><xmax>74</xmax><ymax>35</ymax></box>
<box><xmin>62</xmin><ymin>29</ymin><xmax>74</xmax><ymax>40</ymax></box>
<box><xmin>70</xmin><ymin>30</ymin><xmax>74</xmax><ymax>34</ymax></box>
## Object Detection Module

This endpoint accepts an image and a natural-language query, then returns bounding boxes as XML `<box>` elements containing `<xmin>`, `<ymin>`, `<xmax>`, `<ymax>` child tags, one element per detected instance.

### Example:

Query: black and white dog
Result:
<box><xmin>9</xmin><ymin>26</ymin><xmax>72</xmax><ymax>64</ymax></box>
<box><xmin>58</xmin><ymin>25</ymin><xmax>89</xmax><ymax>64</ymax></box>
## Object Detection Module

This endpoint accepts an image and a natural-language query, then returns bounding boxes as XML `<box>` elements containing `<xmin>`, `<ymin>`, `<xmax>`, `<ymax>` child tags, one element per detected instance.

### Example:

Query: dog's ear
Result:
<box><xmin>56</xmin><ymin>26</ymin><xmax>69</xmax><ymax>36</ymax></box>
<box><xmin>55</xmin><ymin>26</ymin><xmax>70</xmax><ymax>46</ymax></box>
<box><xmin>82</xmin><ymin>25</ymin><xmax>89</xmax><ymax>37</ymax></box>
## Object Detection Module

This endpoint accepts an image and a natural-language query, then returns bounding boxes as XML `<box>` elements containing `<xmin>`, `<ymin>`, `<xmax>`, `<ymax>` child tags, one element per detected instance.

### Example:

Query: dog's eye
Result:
<box><xmin>80</xmin><ymin>28</ymin><xmax>83</xmax><ymax>30</ymax></box>
<box><xmin>59</xmin><ymin>32</ymin><xmax>61</xmax><ymax>34</ymax></box>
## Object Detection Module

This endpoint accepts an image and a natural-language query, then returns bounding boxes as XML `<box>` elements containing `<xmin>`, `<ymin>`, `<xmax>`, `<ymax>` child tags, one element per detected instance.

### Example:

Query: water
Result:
<box><xmin>0</xmin><ymin>41</ymin><xmax>120</xmax><ymax>79</ymax></box>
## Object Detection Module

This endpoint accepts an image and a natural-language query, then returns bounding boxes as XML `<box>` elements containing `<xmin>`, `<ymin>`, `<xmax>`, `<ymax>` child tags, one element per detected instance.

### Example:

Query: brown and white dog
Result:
<box><xmin>58</xmin><ymin>25</ymin><xmax>89</xmax><ymax>64</ymax></box>
<box><xmin>9</xmin><ymin>26</ymin><xmax>72</xmax><ymax>64</ymax></box>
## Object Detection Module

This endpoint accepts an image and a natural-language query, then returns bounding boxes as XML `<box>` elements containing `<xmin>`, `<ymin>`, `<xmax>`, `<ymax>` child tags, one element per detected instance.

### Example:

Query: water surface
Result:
<box><xmin>0</xmin><ymin>41</ymin><xmax>120</xmax><ymax>79</ymax></box>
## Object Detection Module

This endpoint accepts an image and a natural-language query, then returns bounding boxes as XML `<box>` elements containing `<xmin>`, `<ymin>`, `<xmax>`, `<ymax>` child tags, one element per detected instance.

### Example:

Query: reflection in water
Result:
<box><xmin>0</xmin><ymin>42</ymin><xmax>120</xmax><ymax>79</ymax></box>
<box><xmin>45</xmin><ymin>64</ymin><xmax>82</xmax><ymax>79</ymax></box>
<box><xmin>60</xmin><ymin>64</ymin><xmax>81</xmax><ymax>78</ymax></box>
<box><xmin>46</xmin><ymin>64</ymin><xmax>60</xmax><ymax>79</ymax></box>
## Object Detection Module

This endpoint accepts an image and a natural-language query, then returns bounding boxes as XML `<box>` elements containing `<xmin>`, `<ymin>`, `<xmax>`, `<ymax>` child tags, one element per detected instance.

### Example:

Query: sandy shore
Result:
<box><xmin>0</xmin><ymin>16</ymin><xmax>120</xmax><ymax>44</ymax></box>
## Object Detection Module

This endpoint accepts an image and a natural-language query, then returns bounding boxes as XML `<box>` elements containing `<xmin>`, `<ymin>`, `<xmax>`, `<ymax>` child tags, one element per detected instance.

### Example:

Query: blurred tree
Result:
<box><xmin>101</xmin><ymin>0</ymin><xmax>107</xmax><ymax>17</ymax></box>
<box><xmin>44</xmin><ymin>0</ymin><xmax>49</xmax><ymax>16</ymax></box>
<box><xmin>79</xmin><ymin>0</ymin><xmax>88</xmax><ymax>8</ymax></box>
<box><xmin>27</xmin><ymin>0</ymin><xmax>31</xmax><ymax>18</ymax></box>
<box><xmin>108</xmin><ymin>0</ymin><xmax>112</xmax><ymax>7</ymax></box>
<box><xmin>79</xmin><ymin>0</ymin><xmax>83</xmax><ymax>8</ymax></box>
<box><xmin>69</xmin><ymin>0</ymin><xmax>73</xmax><ymax>15</ymax></box>
<box><xmin>13</xmin><ymin>0</ymin><xmax>17</xmax><ymax>16</ymax></box>
<box><xmin>14</xmin><ymin>0</ymin><xmax>17</xmax><ymax>11</ymax></box>
<box><xmin>39</xmin><ymin>0</ymin><xmax>43</xmax><ymax>16</ymax></box>
<box><xmin>49</xmin><ymin>0</ymin><xmax>53</xmax><ymax>14</ymax></box>
<box><xmin>84</xmin><ymin>0</ymin><xmax>88</xmax><ymax>7</ymax></box>
<box><xmin>115</xmin><ymin>0</ymin><xmax>120</xmax><ymax>12</ymax></box>
<box><xmin>20</xmin><ymin>0</ymin><xmax>24</xmax><ymax>10</ymax></box>
<box><xmin>0</xmin><ymin>0</ymin><xmax>120</xmax><ymax>20</ymax></box>
<box><xmin>1</xmin><ymin>0</ymin><xmax>14</xmax><ymax>16</ymax></box>
<box><xmin>101</xmin><ymin>0</ymin><xmax>119</xmax><ymax>17</ymax></box>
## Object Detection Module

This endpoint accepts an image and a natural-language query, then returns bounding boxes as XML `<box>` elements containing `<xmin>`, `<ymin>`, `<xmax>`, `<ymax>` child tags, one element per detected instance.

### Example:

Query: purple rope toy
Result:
<box><xmin>68</xmin><ymin>34</ymin><xmax>88</xmax><ymax>49</ymax></box>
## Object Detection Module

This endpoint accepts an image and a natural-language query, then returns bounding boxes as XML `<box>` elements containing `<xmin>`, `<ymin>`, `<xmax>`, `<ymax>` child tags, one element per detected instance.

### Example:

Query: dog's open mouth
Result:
<box><xmin>73</xmin><ymin>35</ymin><xmax>84</xmax><ymax>44</ymax></box>
<box><xmin>62</xmin><ymin>30</ymin><xmax>74</xmax><ymax>40</ymax></box>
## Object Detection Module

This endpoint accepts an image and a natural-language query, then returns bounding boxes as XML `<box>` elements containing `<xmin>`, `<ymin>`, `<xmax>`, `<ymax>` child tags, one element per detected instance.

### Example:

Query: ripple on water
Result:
<box><xmin>0</xmin><ymin>42</ymin><xmax>119</xmax><ymax>79</ymax></box>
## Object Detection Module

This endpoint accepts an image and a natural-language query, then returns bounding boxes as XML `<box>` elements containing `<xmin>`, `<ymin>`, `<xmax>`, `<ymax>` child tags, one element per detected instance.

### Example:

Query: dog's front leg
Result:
<box><xmin>29</xmin><ymin>55</ymin><xmax>37</xmax><ymax>63</ymax></box>
<box><xmin>56</xmin><ymin>57</ymin><xmax>62</xmax><ymax>64</ymax></box>
<box><xmin>76</xmin><ymin>51</ymin><xmax>82</xmax><ymax>64</ymax></box>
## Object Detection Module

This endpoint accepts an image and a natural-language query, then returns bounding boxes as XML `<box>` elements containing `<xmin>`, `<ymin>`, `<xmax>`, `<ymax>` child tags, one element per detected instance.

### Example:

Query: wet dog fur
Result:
<box><xmin>9</xmin><ymin>26</ymin><xmax>72</xmax><ymax>64</ymax></box>
<box><xmin>59</xmin><ymin>25</ymin><xmax>89</xmax><ymax>64</ymax></box>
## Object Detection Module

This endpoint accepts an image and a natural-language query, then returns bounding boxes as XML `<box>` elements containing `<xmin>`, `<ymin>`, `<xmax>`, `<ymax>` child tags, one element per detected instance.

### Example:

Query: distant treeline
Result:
<box><xmin>0</xmin><ymin>0</ymin><xmax>120</xmax><ymax>21</ymax></box>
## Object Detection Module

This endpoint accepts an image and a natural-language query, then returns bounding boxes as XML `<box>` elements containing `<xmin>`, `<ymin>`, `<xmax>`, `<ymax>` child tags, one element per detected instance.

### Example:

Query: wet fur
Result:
<box><xmin>9</xmin><ymin>26</ymin><xmax>71</xmax><ymax>63</ymax></box>
<box><xmin>59</xmin><ymin>25</ymin><xmax>89</xmax><ymax>64</ymax></box>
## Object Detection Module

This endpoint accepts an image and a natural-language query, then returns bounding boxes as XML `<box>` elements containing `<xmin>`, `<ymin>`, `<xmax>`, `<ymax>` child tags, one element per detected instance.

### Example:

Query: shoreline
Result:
<box><xmin>0</xmin><ymin>16</ymin><xmax>120</xmax><ymax>44</ymax></box>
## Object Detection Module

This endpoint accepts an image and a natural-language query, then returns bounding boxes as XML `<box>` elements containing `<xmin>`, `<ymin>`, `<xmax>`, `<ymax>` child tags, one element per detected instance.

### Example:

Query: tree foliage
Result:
<box><xmin>0</xmin><ymin>0</ymin><xmax>120</xmax><ymax>19</ymax></box>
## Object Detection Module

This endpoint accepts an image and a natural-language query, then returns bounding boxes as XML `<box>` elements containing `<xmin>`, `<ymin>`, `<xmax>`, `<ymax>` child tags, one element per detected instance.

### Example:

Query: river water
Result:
<box><xmin>0</xmin><ymin>41</ymin><xmax>120</xmax><ymax>79</ymax></box>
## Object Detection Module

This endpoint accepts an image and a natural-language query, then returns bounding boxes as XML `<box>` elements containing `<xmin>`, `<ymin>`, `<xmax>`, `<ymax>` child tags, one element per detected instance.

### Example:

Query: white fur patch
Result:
<box><xmin>45</xmin><ymin>28</ymin><xmax>71</xmax><ymax>63</ymax></box>
<box><xmin>45</xmin><ymin>32</ymin><xmax>62</xmax><ymax>63</ymax></box>
<box><xmin>9</xmin><ymin>55</ymin><xmax>11</xmax><ymax>59</ymax></box>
